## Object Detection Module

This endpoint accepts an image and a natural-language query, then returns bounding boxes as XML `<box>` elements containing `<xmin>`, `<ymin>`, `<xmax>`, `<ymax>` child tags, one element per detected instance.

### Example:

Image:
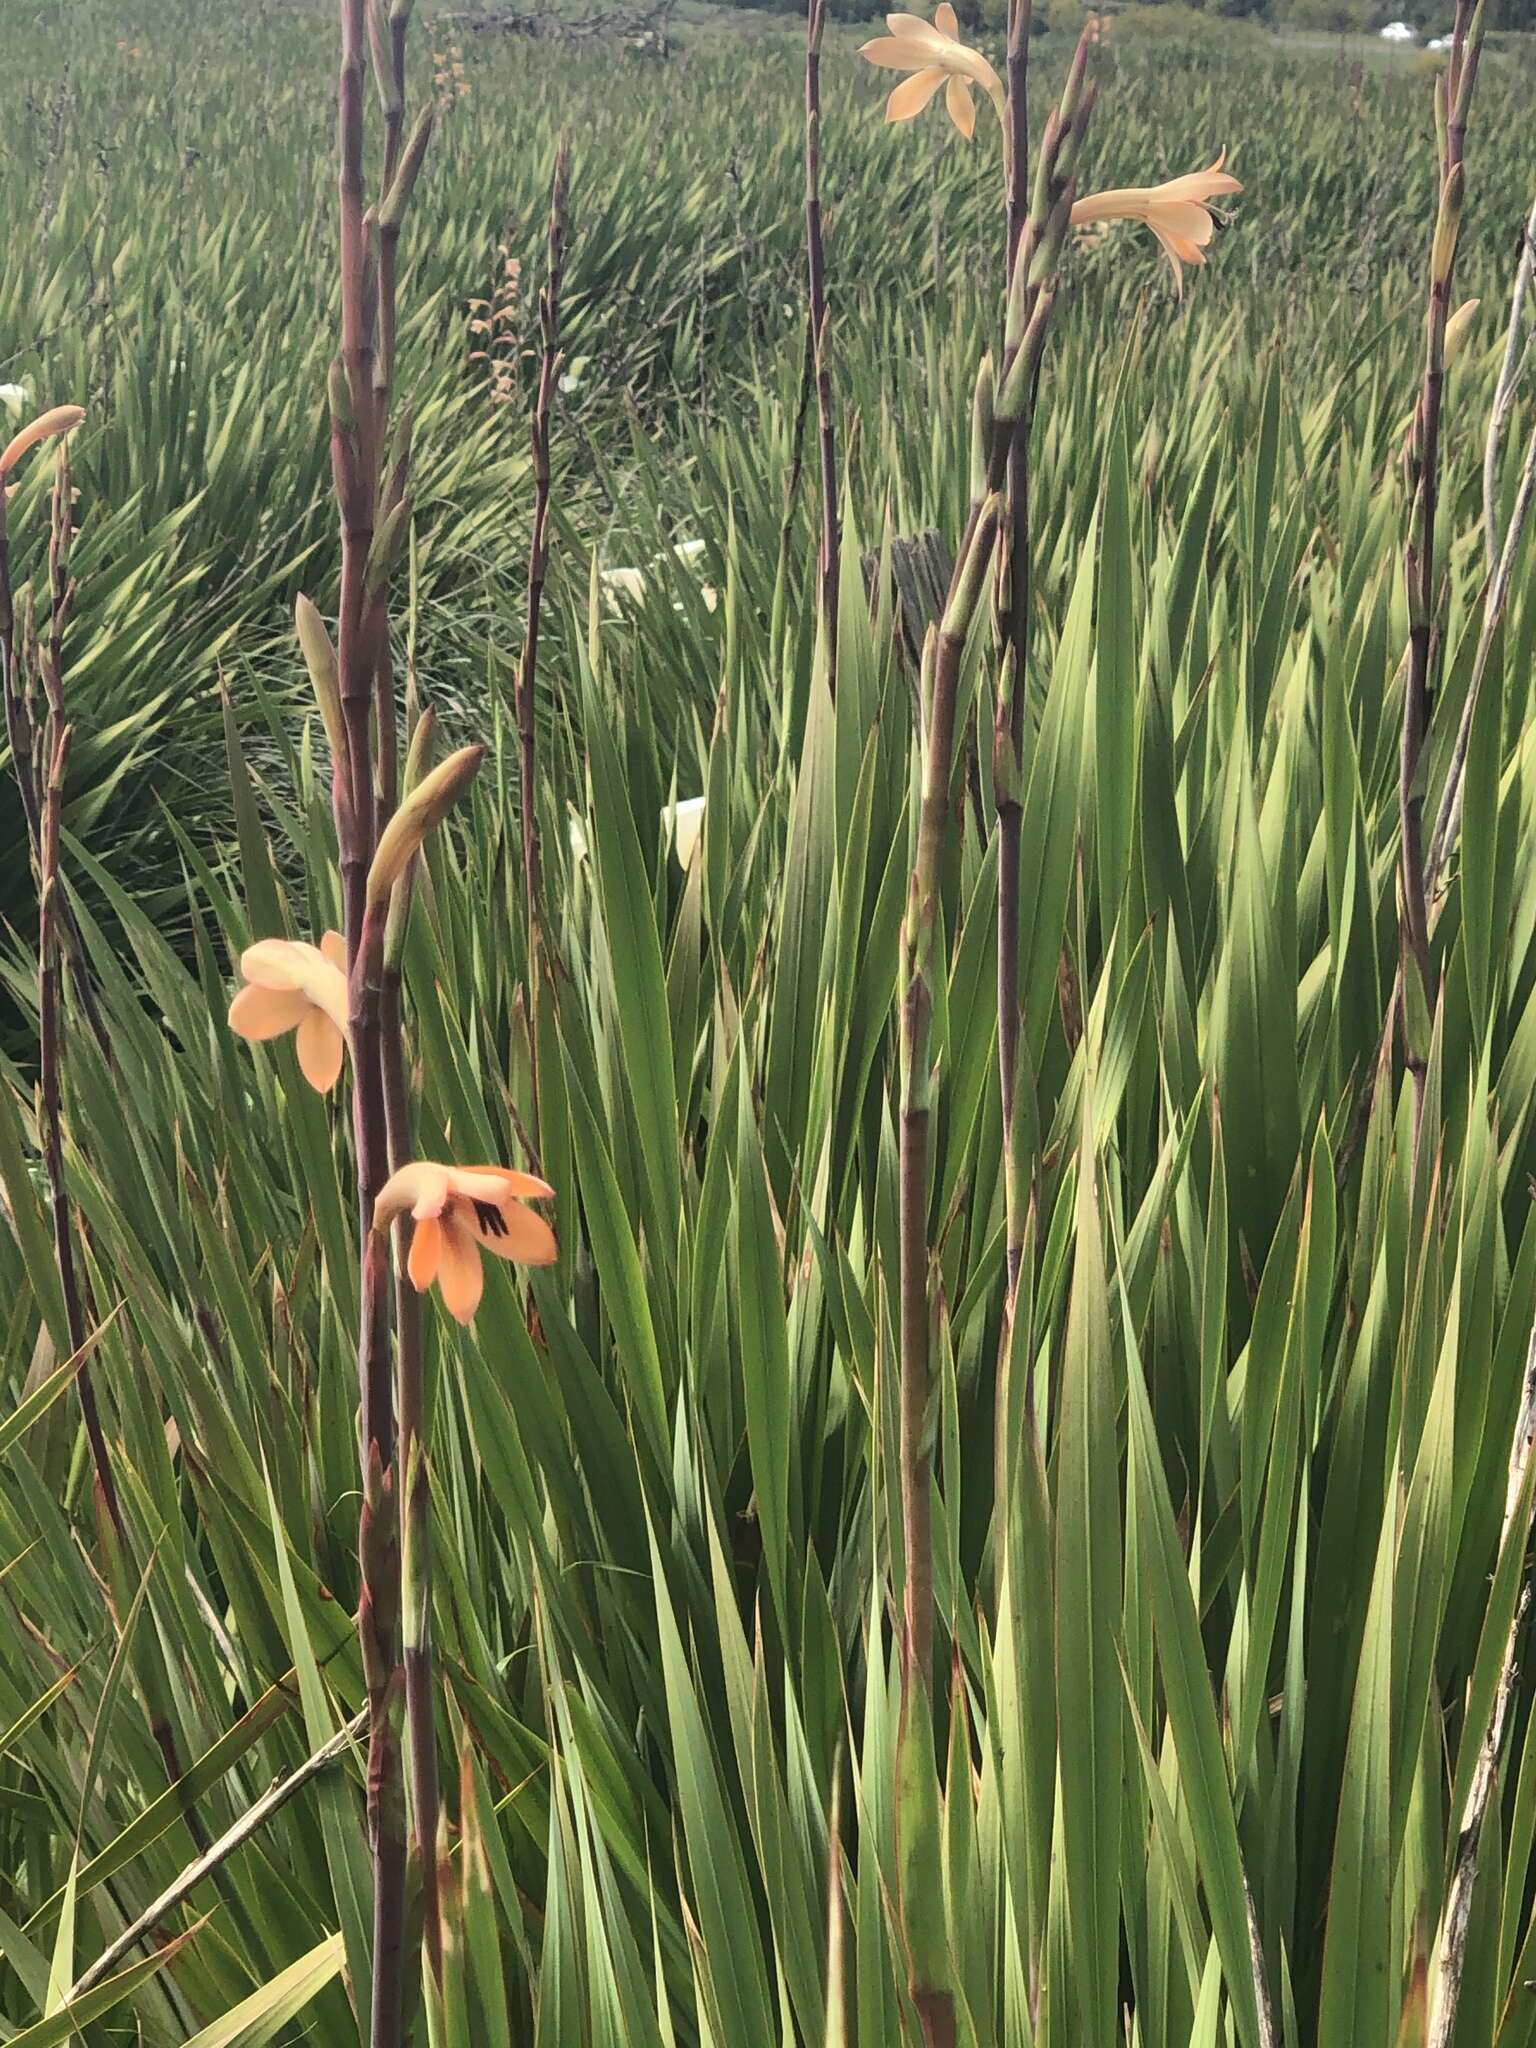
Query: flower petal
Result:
<box><xmin>0</xmin><ymin>405</ymin><xmax>85</xmax><ymax>480</ymax></box>
<box><xmin>321</xmin><ymin>930</ymin><xmax>348</xmax><ymax>974</ymax></box>
<box><xmin>442</xmin><ymin>1166</ymin><xmax>540</xmax><ymax>1206</ymax></box>
<box><xmin>945</xmin><ymin>73</ymin><xmax>976</xmax><ymax>139</ymax></box>
<box><xmin>887</xmin><ymin>66</ymin><xmax>947</xmax><ymax>119</ymax></box>
<box><xmin>376</xmin><ymin>1161</ymin><xmax>452</xmax><ymax>1230</ymax></box>
<box><xmin>1070</xmin><ymin>187</ymin><xmax>1151</xmax><ymax>228</ymax></box>
<box><xmin>455</xmin><ymin>1165</ymin><xmax>557</xmax><ymax>1201</ymax></box>
<box><xmin>460</xmin><ymin>1197</ymin><xmax>559</xmax><ymax>1265</ymax></box>
<box><xmin>295</xmin><ymin>1012</ymin><xmax>345</xmax><ymax>1092</ymax></box>
<box><xmin>1148</xmin><ymin>225</ymin><xmax>1190</xmax><ymax>293</ymax></box>
<box><xmin>407</xmin><ymin>1214</ymin><xmax>444</xmax><ymax>1291</ymax></box>
<box><xmin>1149</xmin><ymin>199</ymin><xmax>1218</xmax><ymax>250</ymax></box>
<box><xmin>240</xmin><ymin>938</ymin><xmax>320</xmax><ymax>991</ymax></box>
<box><xmin>862</xmin><ymin>34</ymin><xmax>942</xmax><ymax>69</ymax></box>
<box><xmin>436</xmin><ymin>1220</ymin><xmax>484</xmax><ymax>1322</ymax></box>
<box><xmin>933</xmin><ymin>1</ymin><xmax>960</xmax><ymax>34</ymax></box>
<box><xmin>228</xmin><ymin>984</ymin><xmax>310</xmax><ymax>1041</ymax></box>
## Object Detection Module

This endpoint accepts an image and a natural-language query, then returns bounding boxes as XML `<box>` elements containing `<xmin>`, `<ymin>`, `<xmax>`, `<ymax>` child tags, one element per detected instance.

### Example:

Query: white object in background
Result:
<box><xmin>1379</xmin><ymin>20</ymin><xmax>1418</xmax><ymax>40</ymax></box>
<box><xmin>664</xmin><ymin>796</ymin><xmax>706</xmax><ymax>868</ymax></box>
<box><xmin>0</xmin><ymin>383</ymin><xmax>29</xmax><ymax>420</ymax></box>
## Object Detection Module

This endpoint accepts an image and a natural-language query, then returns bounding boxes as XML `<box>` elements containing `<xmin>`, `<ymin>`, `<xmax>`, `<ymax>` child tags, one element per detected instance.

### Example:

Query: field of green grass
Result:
<box><xmin>6</xmin><ymin>0</ymin><xmax>1536</xmax><ymax>2042</ymax></box>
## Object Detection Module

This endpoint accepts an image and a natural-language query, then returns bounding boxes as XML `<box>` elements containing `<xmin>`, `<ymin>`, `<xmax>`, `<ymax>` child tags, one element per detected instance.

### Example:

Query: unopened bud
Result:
<box><xmin>294</xmin><ymin>595</ymin><xmax>345</xmax><ymax>761</ymax></box>
<box><xmin>367</xmin><ymin>496</ymin><xmax>411</xmax><ymax>592</ymax></box>
<box><xmin>971</xmin><ymin>352</ymin><xmax>994</xmax><ymax>505</ymax></box>
<box><xmin>402</xmin><ymin>705</ymin><xmax>437</xmax><ymax>796</ymax></box>
<box><xmin>328</xmin><ymin>358</ymin><xmax>353</xmax><ymax>431</ymax></box>
<box><xmin>380</xmin><ymin>108</ymin><xmax>433</xmax><ymax>231</ymax></box>
<box><xmin>1431</xmin><ymin>165</ymin><xmax>1464</xmax><ymax>287</ymax></box>
<box><xmin>367</xmin><ymin>743</ymin><xmax>484</xmax><ymax>903</ymax></box>
<box><xmin>1444</xmin><ymin>297</ymin><xmax>1479</xmax><ymax>368</ymax></box>
<box><xmin>941</xmin><ymin>494</ymin><xmax>1003</xmax><ymax>641</ymax></box>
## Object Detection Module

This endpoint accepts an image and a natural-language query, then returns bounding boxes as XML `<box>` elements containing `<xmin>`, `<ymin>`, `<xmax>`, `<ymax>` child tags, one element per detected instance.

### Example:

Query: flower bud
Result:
<box><xmin>294</xmin><ymin>595</ymin><xmax>346</xmax><ymax>761</ymax></box>
<box><xmin>367</xmin><ymin>496</ymin><xmax>411</xmax><ymax>593</ymax></box>
<box><xmin>941</xmin><ymin>494</ymin><xmax>1003</xmax><ymax>641</ymax></box>
<box><xmin>1444</xmin><ymin>297</ymin><xmax>1479</xmax><ymax>368</ymax></box>
<box><xmin>1431</xmin><ymin>165</ymin><xmax>1464</xmax><ymax>288</ymax></box>
<box><xmin>380</xmin><ymin>108</ymin><xmax>433</xmax><ymax>231</ymax></box>
<box><xmin>367</xmin><ymin>743</ymin><xmax>484</xmax><ymax>904</ymax></box>
<box><xmin>971</xmin><ymin>352</ymin><xmax>994</xmax><ymax>506</ymax></box>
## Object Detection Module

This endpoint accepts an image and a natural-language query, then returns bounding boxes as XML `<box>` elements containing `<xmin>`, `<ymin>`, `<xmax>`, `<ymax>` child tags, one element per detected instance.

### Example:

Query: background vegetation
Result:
<box><xmin>5</xmin><ymin>0</ymin><xmax>1536</xmax><ymax>2042</ymax></box>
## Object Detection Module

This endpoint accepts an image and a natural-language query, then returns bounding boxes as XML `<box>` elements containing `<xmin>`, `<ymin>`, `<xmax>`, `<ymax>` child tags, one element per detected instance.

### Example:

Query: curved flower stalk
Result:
<box><xmin>228</xmin><ymin>935</ymin><xmax>349</xmax><ymax>1091</ymax></box>
<box><xmin>376</xmin><ymin>1161</ymin><xmax>557</xmax><ymax>1322</ymax></box>
<box><xmin>0</xmin><ymin>404</ymin><xmax>85</xmax><ymax>494</ymax></box>
<box><xmin>860</xmin><ymin>6</ymin><xmax>1005</xmax><ymax>144</ymax></box>
<box><xmin>1070</xmin><ymin>154</ymin><xmax>1242</xmax><ymax>291</ymax></box>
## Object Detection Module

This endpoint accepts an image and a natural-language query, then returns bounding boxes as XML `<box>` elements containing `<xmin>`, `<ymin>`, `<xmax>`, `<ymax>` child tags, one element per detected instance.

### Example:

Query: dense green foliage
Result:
<box><xmin>6</xmin><ymin>0</ymin><xmax>1536</xmax><ymax>2043</ymax></box>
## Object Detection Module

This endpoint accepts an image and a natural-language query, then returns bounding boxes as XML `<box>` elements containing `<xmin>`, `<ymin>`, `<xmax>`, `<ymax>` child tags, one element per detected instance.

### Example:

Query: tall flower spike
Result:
<box><xmin>860</xmin><ymin>6</ymin><xmax>1005</xmax><ymax>142</ymax></box>
<box><xmin>228</xmin><ymin>934</ymin><xmax>349</xmax><ymax>1091</ymax></box>
<box><xmin>1070</xmin><ymin>153</ymin><xmax>1242</xmax><ymax>292</ymax></box>
<box><xmin>376</xmin><ymin>1161</ymin><xmax>557</xmax><ymax>1323</ymax></box>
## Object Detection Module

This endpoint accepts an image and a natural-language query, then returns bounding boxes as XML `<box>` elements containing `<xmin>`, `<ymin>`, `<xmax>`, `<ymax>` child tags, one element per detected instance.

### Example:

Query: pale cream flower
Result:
<box><xmin>664</xmin><ymin>796</ymin><xmax>706</xmax><ymax>868</ymax></box>
<box><xmin>228</xmin><ymin>934</ymin><xmax>349</xmax><ymax>1092</ymax></box>
<box><xmin>1070</xmin><ymin>154</ymin><xmax>1242</xmax><ymax>292</ymax></box>
<box><xmin>859</xmin><ymin>5</ymin><xmax>1004</xmax><ymax>142</ymax></box>
<box><xmin>376</xmin><ymin>1161</ymin><xmax>557</xmax><ymax>1323</ymax></box>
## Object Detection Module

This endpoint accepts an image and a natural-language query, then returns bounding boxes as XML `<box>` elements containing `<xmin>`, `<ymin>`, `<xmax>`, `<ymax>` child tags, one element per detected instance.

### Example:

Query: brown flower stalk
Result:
<box><xmin>806</xmin><ymin>0</ymin><xmax>839</xmax><ymax>690</ymax></box>
<box><xmin>0</xmin><ymin>430</ymin><xmax>121</xmax><ymax>1542</ymax></box>
<box><xmin>895</xmin><ymin>39</ymin><xmax>1096</xmax><ymax>2041</ymax></box>
<box><xmin>515</xmin><ymin>131</ymin><xmax>570</xmax><ymax>1139</ymax></box>
<box><xmin>325</xmin><ymin>3</ymin><xmax>433</xmax><ymax>2040</ymax></box>
<box><xmin>995</xmin><ymin>0</ymin><xmax>1032</xmax><ymax>1334</ymax></box>
<box><xmin>1398</xmin><ymin>0</ymin><xmax>1485</xmax><ymax>1143</ymax></box>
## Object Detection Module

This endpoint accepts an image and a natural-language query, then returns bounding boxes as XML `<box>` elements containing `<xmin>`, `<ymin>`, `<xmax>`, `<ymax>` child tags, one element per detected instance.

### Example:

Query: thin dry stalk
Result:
<box><xmin>515</xmin><ymin>132</ymin><xmax>570</xmax><ymax>1126</ymax></box>
<box><xmin>7</xmin><ymin>448</ymin><xmax>121</xmax><ymax>1538</ymax></box>
<box><xmin>1424</xmin><ymin>1306</ymin><xmax>1536</xmax><ymax>2048</ymax></box>
<box><xmin>806</xmin><ymin>0</ymin><xmax>838</xmax><ymax>688</ymax></box>
<box><xmin>1426</xmin><ymin>189</ymin><xmax>1536</xmax><ymax>886</ymax></box>
<box><xmin>1425</xmin><ymin>411</ymin><xmax>1536</xmax><ymax>891</ymax></box>
<box><xmin>1482</xmin><ymin>195</ymin><xmax>1536</xmax><ymax>572</ymax></box>
<box><xmin>67</xmin><ymin>1706</ymin><xmax>370</xmax><ymax>2003</ymax></box>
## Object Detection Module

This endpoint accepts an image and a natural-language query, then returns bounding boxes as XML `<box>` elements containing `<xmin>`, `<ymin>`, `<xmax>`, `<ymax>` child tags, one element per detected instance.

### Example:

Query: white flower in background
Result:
<box><xmin>0</xmin><ymin>383</ymin><xmax>29</xmax><ymax>421</ymax></box>
<box><xmin>600</xmin><ymin>536</ymin><xmax>715</xmax><ymax>617</ymax></box>
<box><xmin>664</xmin><ymin>796</ymin><xmax>705</xmax><ymax>868</ymax></box>
<box><xmin>599</xmin><ymin>565</ymin><xmax>648</xmax><ymax>613</ymax></box>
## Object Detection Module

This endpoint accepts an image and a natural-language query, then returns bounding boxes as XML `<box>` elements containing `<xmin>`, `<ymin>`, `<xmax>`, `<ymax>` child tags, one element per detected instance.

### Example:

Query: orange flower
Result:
<box><xmin>1070</xmin><ymin>154</ymin><xmax>1242</xmax><ymax>292</ymax></box>
<box><xmin>228</xmin><ymin>934</ymin><xmax>349</xmax><ymax>1092</ymax></box>
<box><xmin>376</xmin><ymin>1162</ymin><xmax>557</xmax><ymax>1323</ymax></box>
<box><xmin>859</xmin><ymin>5</ymin><xmax>1004</xmax><ymax>143</ymax></box>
